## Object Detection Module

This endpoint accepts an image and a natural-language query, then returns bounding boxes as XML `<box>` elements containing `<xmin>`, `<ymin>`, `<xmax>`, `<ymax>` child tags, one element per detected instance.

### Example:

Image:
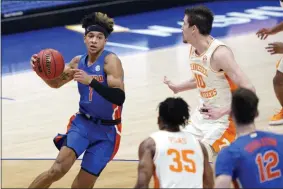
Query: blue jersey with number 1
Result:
<box><xmin>77</xmin><ymin>50</ymin><xmax>122</xmax><ymax>120</ymax></box>
<box><xmin>215</xmin><ymin>131</ymin><xmax>283</xmax><ymax>188</ymax></box>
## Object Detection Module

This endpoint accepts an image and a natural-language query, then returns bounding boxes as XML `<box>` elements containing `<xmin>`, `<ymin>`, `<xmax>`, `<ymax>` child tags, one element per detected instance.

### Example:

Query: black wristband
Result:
<box><xmin>89</xmin><ymin>79</ymin><xmax>125</xmax><ymax>106</ymax></box>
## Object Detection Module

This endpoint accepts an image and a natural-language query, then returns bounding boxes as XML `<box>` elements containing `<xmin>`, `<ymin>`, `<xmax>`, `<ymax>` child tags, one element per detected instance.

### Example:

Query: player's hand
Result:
<box><xmin>256</xmin><ymin>28</ymin><xmax>275</xmax><ymax>40</ymax></box>
<box><xmin>30</xmin><ymin>54</ymin><xmax>38</xmax><ymax>71</ymax></box>
<box><xmin>72</xmin><ymin>69</ymin><xmax>93</xmax><ymax>85</ymax></box>
<box><xmin>163</xmin><ymin>76</ymin><xmax>179</xmax><ymax>94</ymax></box>
<box><xmin>200</xmin><ymin>104</ymin><xmax>227</xmax><ymax>120</ymax></box>
<box><xmin>265</xmin><ymin>42</ymin><xmax>283</xmax><ymax>55</ymax></box>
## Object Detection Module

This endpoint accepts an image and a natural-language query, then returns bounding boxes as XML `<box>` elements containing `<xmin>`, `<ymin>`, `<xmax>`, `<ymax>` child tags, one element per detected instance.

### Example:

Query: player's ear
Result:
<box><xmin>255</xmin><ymin>109</ymin><xmax>259</xmax><ymax>118</ymax></box>
<box><xmin>83</xmin><ymin>35</ymin><xmax>86</xmax><ymax>43</ymax></box>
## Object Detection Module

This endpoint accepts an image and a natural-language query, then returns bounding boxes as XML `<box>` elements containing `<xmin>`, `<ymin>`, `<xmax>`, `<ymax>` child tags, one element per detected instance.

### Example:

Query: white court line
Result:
<box><xmin>106</xmin><ymin>42</ymin><xmax>149</xmax><ymax>51</ymax></box>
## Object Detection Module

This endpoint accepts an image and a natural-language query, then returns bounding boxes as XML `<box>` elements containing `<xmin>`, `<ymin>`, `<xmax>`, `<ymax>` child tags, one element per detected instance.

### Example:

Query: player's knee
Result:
<box><xmin>48</xmin><ymin>161</ymin><xmax>69</xmax><ymax>181</ymax></box>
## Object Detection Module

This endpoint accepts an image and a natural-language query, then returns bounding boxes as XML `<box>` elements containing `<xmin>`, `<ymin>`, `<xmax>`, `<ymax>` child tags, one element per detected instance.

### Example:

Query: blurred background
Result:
<box><xmin>2</xmin><ymin>0</ymin><xmax>209</xmax><ymax>35</ymax></box>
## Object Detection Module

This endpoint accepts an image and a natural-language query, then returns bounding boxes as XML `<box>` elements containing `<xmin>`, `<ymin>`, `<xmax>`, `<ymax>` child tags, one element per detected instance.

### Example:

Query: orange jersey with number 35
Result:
<box><xmin>150</xmin><ymin>130</ymin><xmax>204</xmax><ymax>188</ymax></box>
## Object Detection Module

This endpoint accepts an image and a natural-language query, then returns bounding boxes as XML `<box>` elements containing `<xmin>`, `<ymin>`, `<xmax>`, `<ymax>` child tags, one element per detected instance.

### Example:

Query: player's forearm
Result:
<box><xmin>43</xmin><ymin>71</ymin><xmax>73</xmax><ymax>88</ymax></box>
<box><xmin>271</xmin><ymin>21</ymin><xmax>283</xmax><ymax>34</ymax></box>
<box><xmin>89</xmin><ymin>78</ymin><xmax>125</xmax><ymax>106</ymax></box>
<box><xmin>176</xmin><ymin>80</ymin><xmax>197</xmax><ymax>92</ymax></box>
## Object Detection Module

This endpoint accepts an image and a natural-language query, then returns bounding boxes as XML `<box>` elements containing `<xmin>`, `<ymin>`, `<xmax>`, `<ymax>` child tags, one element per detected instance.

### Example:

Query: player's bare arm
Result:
<box><xmin>134</xmin><ymin>137</ymin><xmax>155</xmax><ymax>189</ymax></box>
<box><xmin>31</xmin><ymin>55</ymin><xmax>81</xmax><ymax>88</ymax></box>
<box><xmin>212</xmin><ymin>46</ymin><xmax>255</xmax><ymax>91</ymax></box>
<box><xmin>72</xmin><ymin>53</ymin><xmax>125</xmax><ymax>106</ymax></box>
<box><xmin>256</xmin><ymin>21</ymin><xmax>283</xmax><ymax>40</ymax></box>
<box><xmin>214</xmin><ymin>175</ymin><xmax>232</xmax><ymax>188</ymax></box>
<box><xmin>104</xmin><ymin>53</ymin><xmax>125</xmax><ymax>91</ymax></box>
<box><xmin>164</xmin><ymin>76</ymin><xmax>197</xmax><ymax>94</ymax></box>
<box><xmin>199</xmin><ymin>141</ymin><xmax>214</xmax><ymax>188</ymax></box>
<box><xmin>209</xmin><ymin>46</ymin><xmax>255</xmax><ymax>115</ymax></box>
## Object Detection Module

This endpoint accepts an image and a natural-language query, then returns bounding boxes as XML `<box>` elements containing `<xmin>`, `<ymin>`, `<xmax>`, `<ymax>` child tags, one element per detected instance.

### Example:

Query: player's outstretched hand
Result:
<box><xmin>265</xmin><ymin>42</ymin><xmax>283</xmax><ymax>55</ymax></box>
<box><xmin>163</xmin><ymin>76</ymin><xmax>179</xmax><ymax>94</ymax></box>
<box><xmin>72</xmin><ymin>69</ymin><xmax>93</xmax><ymax>85</ymax></box>
<box><xmin>30</xmin><ymin>54</ymin><xmax>38</xmax><ymax>71</ymax></box>
<box><xmin>256</xmin><ymin>28</ymin><xmax>275</xmax><ymax>40</ymax></box>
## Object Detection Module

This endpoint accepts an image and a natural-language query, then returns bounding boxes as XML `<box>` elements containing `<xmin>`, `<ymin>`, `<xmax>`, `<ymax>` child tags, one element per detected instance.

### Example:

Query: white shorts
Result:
<box><xmin>276</xmin><ymin>57</ymin><xmax>283</xmax><ymax>73</ymax></box>
<box><xmin>182</xmin><ymin>110</ymin><xmax>236</xmax><ymax>153</ymax></box>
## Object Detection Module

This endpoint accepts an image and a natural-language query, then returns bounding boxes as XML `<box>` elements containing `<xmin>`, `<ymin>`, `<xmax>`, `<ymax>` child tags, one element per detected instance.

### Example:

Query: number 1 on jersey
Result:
<box><xmin>255</xmin><ymin>150</ymin><xmax>281</xmax><ymax>183</ymax></box>
<box><xmin>89</xmin><ymin>87</ymin><xmax>93</xmax><ymax>101</ymax></box>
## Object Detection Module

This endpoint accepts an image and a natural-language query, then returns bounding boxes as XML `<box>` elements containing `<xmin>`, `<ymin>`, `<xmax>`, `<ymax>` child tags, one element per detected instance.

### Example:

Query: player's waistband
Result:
<box><xmin>78</xmin><ymin>112</ymin><xmax>121</xmax><ymax>126</ymax></box>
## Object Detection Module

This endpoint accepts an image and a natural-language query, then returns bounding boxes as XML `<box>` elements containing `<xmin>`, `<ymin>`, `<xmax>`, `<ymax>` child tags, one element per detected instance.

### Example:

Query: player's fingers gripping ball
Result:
<box><xmin>34</xmin><ymin>48</ymin><xmax>65</xmax><ymax>80</ymax></box>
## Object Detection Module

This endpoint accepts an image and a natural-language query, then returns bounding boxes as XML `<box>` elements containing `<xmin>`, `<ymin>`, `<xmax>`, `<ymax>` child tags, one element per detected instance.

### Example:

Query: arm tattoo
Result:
<box><xmin>59</xmin><ymin>72</ymin><xmax>70</xmax><ymax>81</ymax></box>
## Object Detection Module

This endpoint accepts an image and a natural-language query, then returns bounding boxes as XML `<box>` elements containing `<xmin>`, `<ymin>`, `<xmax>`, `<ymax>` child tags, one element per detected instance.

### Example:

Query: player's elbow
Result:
<box><xmin>49</xmin><ymin>83</ymin><xmax>60</xmax><ymax>89</ymax></box>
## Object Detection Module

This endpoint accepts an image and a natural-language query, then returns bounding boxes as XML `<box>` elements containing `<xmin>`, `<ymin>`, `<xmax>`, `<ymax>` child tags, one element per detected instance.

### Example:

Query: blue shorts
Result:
<box><xmin>53</xmin><ymin>113</ymin><xmax>122</xmax><ymax>176</ymax></box>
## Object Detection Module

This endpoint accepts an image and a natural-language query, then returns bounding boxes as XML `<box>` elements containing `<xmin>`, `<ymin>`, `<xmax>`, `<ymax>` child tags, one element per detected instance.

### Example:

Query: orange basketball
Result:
<box><xmin>34</xmin><ymin>49</ymin><xmax>65</xmax><ymax>80</ymax></box>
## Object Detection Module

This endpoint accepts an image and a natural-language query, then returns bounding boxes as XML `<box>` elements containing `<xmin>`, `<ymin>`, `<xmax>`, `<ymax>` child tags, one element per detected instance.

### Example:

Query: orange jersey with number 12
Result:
<box><xmin>150</xmin><ymin>130</ymin><xmax>204</xmax><ymax>188</ymax></box>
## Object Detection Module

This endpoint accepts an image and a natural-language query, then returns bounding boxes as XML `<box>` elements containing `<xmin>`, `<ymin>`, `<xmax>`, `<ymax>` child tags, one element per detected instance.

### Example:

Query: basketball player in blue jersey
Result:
<box><xmin>28</xmin><ymin>12</ymin><xmax>125</xmax><ymax>188</ymax></box>
<box><xmin>214</xmin><ymin>88</ymin><xmax>283</xmax><ymax>188</ymax></box>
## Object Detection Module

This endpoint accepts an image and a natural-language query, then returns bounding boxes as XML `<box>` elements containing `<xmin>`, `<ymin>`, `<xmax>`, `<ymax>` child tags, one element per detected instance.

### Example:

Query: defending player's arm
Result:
<box><xmin>256</xmin><ymin>21</ymin><xmax>283</xmax><ymax>39</ymax></box>
<box><xmin>31</xmin><ymin>55</ymin><xmax>81</xmax><ymax>88</ymax></box>
<box><xmin>199</xmin><ymin>141</ymin><xmax>214</xmax><ymax>188</ymax></box>
<box><xmin>164</xmin><ymin>76</ymin><xmax>197</xmax><ymax>94</ymax></box>
<box><xmin>134</xmin><ymin>137</ymin><xmax>155</xmax><ymax>189</ymax></box>
<box><xmin>72</xmin><ymin>53</ymin><xmax>125</xmax><ymax>106</ymax></box>
<box><xmin>214</xmin><ymin>147</ymin><xmax>237</xmax><ymax>188</ymax></box>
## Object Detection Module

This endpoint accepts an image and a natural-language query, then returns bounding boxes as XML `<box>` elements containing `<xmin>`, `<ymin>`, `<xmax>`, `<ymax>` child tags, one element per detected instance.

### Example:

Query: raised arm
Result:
<box><xmin>134</xmin><ymin>137</ymin><xmax>155</xmax><ymax>189</ymax></box>
<box><xmin>31</xmin><ymin>55</ymin><xmax>81</xmax><ymax>88</ymax></box>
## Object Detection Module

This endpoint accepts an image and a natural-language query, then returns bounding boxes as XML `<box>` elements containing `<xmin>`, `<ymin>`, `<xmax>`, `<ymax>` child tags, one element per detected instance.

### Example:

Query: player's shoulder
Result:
<box><xmin>218</xmin><ymin>139</ymin><xmax>242</xmax><ymax>159</ymax></box>
<box><xmin>150</xmin><ymin>130</ymin><xmax>166</xmax><ymax>139</ymax></box>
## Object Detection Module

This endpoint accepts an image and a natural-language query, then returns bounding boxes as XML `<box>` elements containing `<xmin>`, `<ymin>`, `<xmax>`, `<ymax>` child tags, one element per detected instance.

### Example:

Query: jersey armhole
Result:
<box><xmin>209</xmin><ymin>44</ymin><xmax>227</xmax><ymax>74</ymax></box>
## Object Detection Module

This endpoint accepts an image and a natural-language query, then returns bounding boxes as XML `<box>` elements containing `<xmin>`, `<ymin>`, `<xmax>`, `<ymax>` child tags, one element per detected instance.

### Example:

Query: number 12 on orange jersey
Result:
<box><xmin>167</xmin><ymin>148</ymin><xmax>196</xmax><ymax>173</ymax></box>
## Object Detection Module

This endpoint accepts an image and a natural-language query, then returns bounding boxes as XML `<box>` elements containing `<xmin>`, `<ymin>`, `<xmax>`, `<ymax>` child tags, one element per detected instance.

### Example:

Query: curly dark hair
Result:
<box><xmin>158</xmin><ymin>97</ymin><xmax>190</xmax><ymax>128</ymax></box>
<box><xmin>81</xmin><ymin>12</ymin><xmax>114</xmax><ymax>34</ymax></box>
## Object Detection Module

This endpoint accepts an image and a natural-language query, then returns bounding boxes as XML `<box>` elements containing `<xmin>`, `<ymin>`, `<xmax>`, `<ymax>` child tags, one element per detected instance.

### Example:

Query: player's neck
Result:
<box><xmin>88</xmin><ymin>50</ymin><xmax>103</xmax><ymax>64</ymax></box>
<box><xmin>193</xmin><ymin>35</ymin><xmax>213</xmax><ymax>56</ymax></box>
<box><xmin>237</xmin><ymin>123</ymin><xmax>256</xmax><ymax>136</ymax></box>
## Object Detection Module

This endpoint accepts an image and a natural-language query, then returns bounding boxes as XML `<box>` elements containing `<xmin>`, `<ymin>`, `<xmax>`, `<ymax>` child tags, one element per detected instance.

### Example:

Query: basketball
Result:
<box><xmin>34</xmin><ymin>48</ymin><xmax>65</xmax><ymax>80</ymax></box>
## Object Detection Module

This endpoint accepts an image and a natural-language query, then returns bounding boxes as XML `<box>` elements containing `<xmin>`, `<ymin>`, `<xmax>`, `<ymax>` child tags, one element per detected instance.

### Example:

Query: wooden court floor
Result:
<box><xmin>2</xmin><ymin>32</ymin><xmax>283</xmax><ymax>188</ymax></box>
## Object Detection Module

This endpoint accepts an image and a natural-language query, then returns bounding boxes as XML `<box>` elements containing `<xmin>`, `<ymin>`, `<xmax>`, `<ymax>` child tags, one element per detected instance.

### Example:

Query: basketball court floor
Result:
<box><xmin>2</xmin><ymin>0</ymin><xmax>283</xmax><ymax>187</ymax></box>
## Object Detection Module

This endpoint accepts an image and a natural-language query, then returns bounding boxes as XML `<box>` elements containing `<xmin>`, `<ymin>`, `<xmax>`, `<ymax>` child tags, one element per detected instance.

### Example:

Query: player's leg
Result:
<box><xmin>270</xmin><ymin>57</ymin><xmax>283</xmax><ymax>125</ymax></box>
<box><xmin>71</xmin><ymin>123</ymin><xmax>121</xmax><ymax>188</ymax></box>
<box><xmin>28</xmin><ymin>146</ymin><xmax>77</xmax><ymax>188</ymax></box>
<box><xmin>181</xmin><ymin>110</ymin><xmax>204</xmax><ymax>140</ymax></box>
<box><xmin>201</xmin><ymin>120</ymin><xmax>236</xmax><ymax>162</ymax></box>
<box><xmin>28</xmin><ymin>114</ymin><xmax>90</xmax><ymax>188</ymax></box>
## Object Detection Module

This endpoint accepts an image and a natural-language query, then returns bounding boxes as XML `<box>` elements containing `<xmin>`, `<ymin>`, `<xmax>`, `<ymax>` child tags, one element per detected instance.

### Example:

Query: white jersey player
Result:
<box><xmin>164</xmin><ymin>5</ymin><xmax>255</xmax><ymax>160</ymax></box>
<box><xmin>134</xmin><ymin>97</ymin><xmax>214</xmax><ymax>188</ymax></box>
